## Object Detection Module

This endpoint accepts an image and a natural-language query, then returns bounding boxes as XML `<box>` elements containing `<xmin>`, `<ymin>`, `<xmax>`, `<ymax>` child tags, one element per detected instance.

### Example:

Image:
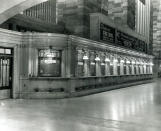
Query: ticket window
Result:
<box><xmin>124</xmin><ymin>64</ymin><xmax>126</xmax><ymax>75</ymax></box>
<box><xmin>90</xmin><ymin>53</ymin><xmax>96</xmax><ymax>76</ymax></box>
<box><xmin>101</xmin><ymin>62</ymin><xmax>105</xmax><ymax>76</ymax></box>
<box><xmin>77</xmin><ymin>61</ymin><xmax>84</xmax><ymax>77</ymax></box>
<box><xmin>90</xmin><ymin>61</ymin><xmax>96</xmax><ymax>76</ymax></box>
<box><xmin>117</xmin><ymin>62</ymin><xmax>120</xmax><ymax>76</ymax></box>
<box><xmin>38</xmin><ymin>49</ymin><xmax>61</xmax><ymax>77</ymax></box>
<box><xmin>129</xmin><ymin>63</ymin><xmax>132</xmax><ymax>75</ymax></box>
<box><xmin>110</xmin><ymin>62</ymin><xmax>113</xmax><ymax>75</ymax></box>
<box><xmin>77</xmin><ymin>50</ymin><xmax>84</xmax><ymax>77</ymax></box>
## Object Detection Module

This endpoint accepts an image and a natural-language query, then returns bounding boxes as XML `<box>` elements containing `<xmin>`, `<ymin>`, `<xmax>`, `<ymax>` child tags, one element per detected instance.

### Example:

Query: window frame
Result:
<box><xmin>38</xmin><ymin>49</ymin><xmax>62</xmax><ymax>77</ymax></box>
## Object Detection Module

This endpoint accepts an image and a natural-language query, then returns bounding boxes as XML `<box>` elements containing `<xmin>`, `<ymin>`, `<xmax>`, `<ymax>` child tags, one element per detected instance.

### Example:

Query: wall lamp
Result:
<box><xmin>150</xmin><ymin>62</ymin><xmax>154</xmax><ymax>66</ymax></box>
<box><xmin>114</xmin><ymin>59</ymin><xmax>118</xmax><ymax>62</ymax></box>
<box><xmin>126</xmin><ymin>60</ymin><xmax>130</xmax><ymax>64</ymax></box>
<box><xmin>95</xmin><ymin>55</ymin><xmax>100</xmax><ymax>61</ymax></box>
<box><xmin>120</xmin><ymin>60</ymin><xmax>125</xmax><ymax>63</ymax></box>
<box><xmin>83</xmin><ymin>51</ymin><xmax>89</xmax><ymax>60</ymax></box>
<box><xmin>105</xmin><ymin>57</ymin><xmax>110</xmax><ymax>62</ymax></box>
<box><xmin>83</xmin><ymin>55</ymin><xmax>89</xmax><ymax>60</ymax></box>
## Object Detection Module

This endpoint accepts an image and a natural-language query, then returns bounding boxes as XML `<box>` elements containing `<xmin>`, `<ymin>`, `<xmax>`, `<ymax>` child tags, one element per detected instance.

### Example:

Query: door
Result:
<box><xmin>0</xmin><ymin>48</ymin><xmax>13</xmax><ymax>99</ymax></box>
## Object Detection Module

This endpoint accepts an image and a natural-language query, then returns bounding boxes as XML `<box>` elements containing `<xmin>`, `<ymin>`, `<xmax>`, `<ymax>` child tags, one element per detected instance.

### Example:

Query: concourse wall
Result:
<box><xmin>19</xmin><ymin>33</ymin><xmax>154</xmax><ymax>99</ymax></box>
<box><xmin>0</xmin><ymin>28</ymin><xmax>154</xmax><ymax>99</ymax></box>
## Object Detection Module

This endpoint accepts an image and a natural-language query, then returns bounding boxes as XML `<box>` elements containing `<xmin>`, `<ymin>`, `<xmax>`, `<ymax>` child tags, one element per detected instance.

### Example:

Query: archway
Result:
<box><xmin>0</xmin><ymin>0</ymin><xmax>48</xmax><ymax>24</ymax></box>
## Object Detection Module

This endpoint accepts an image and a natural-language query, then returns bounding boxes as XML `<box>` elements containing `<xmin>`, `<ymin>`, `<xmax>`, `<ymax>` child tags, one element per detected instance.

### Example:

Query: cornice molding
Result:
<box><xmin>69</xmin><ymin>35</ymin><xmax>154</xmax><ymax>59</ymax></box>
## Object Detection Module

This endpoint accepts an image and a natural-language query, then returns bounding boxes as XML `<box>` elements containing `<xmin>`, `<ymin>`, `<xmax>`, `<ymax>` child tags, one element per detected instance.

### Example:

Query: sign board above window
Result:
<box><xmin>100</xmin><ymin>23</ymin><xmax>115</xmax><ymax>43</ymax></box>
<box><xmin>39</xmin><ymin>49</ymin><xmax>60</xmax><ymax>58</ymax></box>
<box><xmin>100</xmin><ymin>23</ymin><xmax>147</xmax><ymax>53</ymax></box>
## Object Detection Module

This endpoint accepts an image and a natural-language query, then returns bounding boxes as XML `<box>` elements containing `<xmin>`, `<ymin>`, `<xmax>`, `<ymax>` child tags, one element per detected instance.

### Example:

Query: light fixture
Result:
<box><xmin>78</xmin><ymin>62</ymin><xmax>83</xmax><ymax>65</ymax></box>
<box><xmin>136</xmin><ymin>61</ymin><xmax>140</xmax><ymax>65</ymax></box>
<box><xmin>105</xmin><ymin>57</ymin><xmax>110</xmax><ymax>62</ymax></box>
<box><xmin>132</xmin><ymin>61</ymin><xmax>135</xmax><ymax>64</ymax></box>
<box><xmin>83</xmin><ymin>55</ymin><xmax>89</xmax><ymax>60</ymax></box>
<box><xmin>42</xmin><ymin>0</ymin><xmax>49</xmax><ymax>2</ymax></box>
<box><xmin>114</xmin><ymin>59</ymin><xmax>118</xmax><ymax>62</ymax></box>
<box><xmin>126</xmin><ymin>60</ymin><xmax>130</xmax><ymax>64</ymax></box>
<box><xmin>44</xmin><ymin>58</ymin><xmax>56</xmax><ymax>64</ymax></box>
<box><xmin>110</xmin><ymin>62</ymin><xmax>113</xmax><ymax>66</ymax></box>
<box><xmin>150</xmin><ymin>62</ymin><xmax>154</xmax><ymax>66</ymax></box>
<box><xmin>46</xmin><ymin>53</ymin><xmax>54</xmax><ymax>58</ymax></box>
<box><xmin>143</xmin><ymin>62</ymin><xmax>147</xmax><ymax>65</ymax></box>
<box><xmin>95</xmin><ymin>56</ymin><xmax>100</xmax><ymax>61</ymax></box>
<box><xmin>91</xmin><ymin>62</ymin><xmax>95</xmax><ymax>65</ymax></box>
<box><xmin>120</xmin><ymin>60</ymin><xmax>125</xmax><ymax>63</ymax></box>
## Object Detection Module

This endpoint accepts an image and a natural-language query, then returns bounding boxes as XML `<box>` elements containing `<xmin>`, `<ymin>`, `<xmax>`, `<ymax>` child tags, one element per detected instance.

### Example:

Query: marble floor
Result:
<box><xmin>0</xmin><ymin>80</ymin><xmax>161</xmax><ymax>131</ymax></box>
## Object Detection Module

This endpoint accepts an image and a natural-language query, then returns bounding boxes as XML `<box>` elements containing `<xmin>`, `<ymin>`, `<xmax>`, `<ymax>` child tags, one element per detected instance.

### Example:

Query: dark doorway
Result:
<box><xmin>0</xmin><ymin>48</ymin><xmax>13</xmax><ymax>98</ymax></box>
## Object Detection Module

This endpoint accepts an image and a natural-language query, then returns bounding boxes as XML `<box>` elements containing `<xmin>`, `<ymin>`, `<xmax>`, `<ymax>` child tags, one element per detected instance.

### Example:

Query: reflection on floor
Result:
<box><xmin>0</xmin><ymin>79</ymin><xmax>161</xmax><ymax>131</ymax></box>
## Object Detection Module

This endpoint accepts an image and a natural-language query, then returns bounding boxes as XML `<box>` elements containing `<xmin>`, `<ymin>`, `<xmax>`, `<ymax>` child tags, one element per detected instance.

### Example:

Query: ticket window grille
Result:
<box><xmin>90</xmin><ymin>61</ymin><xmax>96</xmax><ymax>76</ymax></box>
<box><xmin>110</xmin><ymin>63</ymin><xmax>113</xmax><ymax>75</ymax></box>
<box><xmin>38</xmin><ymin>49</ymin><xmax>61</xmax><ymax>77</ymax></box>
<box><xmin>138</xmin><ymin>66</ymin><xmax>141</xmax><ymax>74</ymax></box>
<box><xmin>77</xmin><ymin>60</ymin><xmax>84</xmax><ymax>77</ymax></box>
<box><xmin>90</xmin><ymin>53</ymin><xmax>96</xmax><ymax>76</ymax></box>
<box><xmin>117</xmin><ymin>64</ymin><xmax>120</xmax><ymax>76</ymax></box>
<box><xmin>101</xmin><ymin>62</ymin><xmax>105</xmax><ymax>76</ymax></box>
<box><xmin>77</xmin><ymin>50</ymin><xmax>85</xmax><ymax>77</ymax></box>
<box><xmin>124</xmin><ymin>64</ymin><xmax>126</xmax><ymax>75</ymax></box>
<box><xmin>129</xmin><ymin>64</ymin><xmax>132</xmax><ymax>75</ymax></box>
<box><xmin>134</xmin><ymin>65</ymin><xmax>137</xmax><ymax>74</ymax></box>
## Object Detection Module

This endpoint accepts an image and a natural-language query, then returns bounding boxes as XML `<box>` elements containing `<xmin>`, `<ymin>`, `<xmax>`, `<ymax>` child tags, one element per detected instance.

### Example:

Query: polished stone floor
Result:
<box><xmin>1</xmin><ymin>80</ymin><xmax>161</xmax><ymax>131</ymax></box>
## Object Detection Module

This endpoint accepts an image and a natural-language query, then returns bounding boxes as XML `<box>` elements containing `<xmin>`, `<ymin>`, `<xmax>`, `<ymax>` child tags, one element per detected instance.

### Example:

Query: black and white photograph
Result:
<box><xmin>0</xmin><ymin>0</ymin><xmax>160</xmax><ymax>130</ymax></box>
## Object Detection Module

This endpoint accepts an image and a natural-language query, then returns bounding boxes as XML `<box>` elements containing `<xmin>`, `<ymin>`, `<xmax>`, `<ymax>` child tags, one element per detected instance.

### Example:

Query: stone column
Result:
<box><xmin>150</xmin><ymin>64</ymin><xmax>153</xmax><ymax>74</ymax></box>
<box><xmin>84</xmin><ymin>60</ymin><xmax>89</xmax><ymax>77</ymax></box>
<box><xmin>148</xmin><ymin>65</ymin><xmax>150</xmax><ymax>74</ymax></box>
<box><xmin>126</xmin><ymin>60</ymin><xmax>130</xmax><ymax>75</ymax></box>
<box><xmin>120</xmin><ymin>60</ymin><xmax>124</xmax><ymax>75</ymax></box>
<box><xmin>13</xmin><ymin>45</ymin><xmax>21</xmax><ymax>98</ymax></box>
<box><xmin>105</xmin><ymin>61</ymin><xmax>110</xmax><ymax>76</ymax></box>
<box><xmin>113</xmin><ymin>59</ymin><xmax>118</xmax><ymax>76</ymax></box>
<box><xmin>140</xmin><ymin>62</ymin><xmax>144</xmax><ymax>74</ymax></box>
<box><xmin>96</xmin><ymin>61</ymin><xmax>101</xmax><ymax>76</ymax></box>
<box><xmin>131</xmin><ymin>61</ymin><xmax>135</xmax><ymax>75</ymax></box>
<box><xmin>95</xmin><ymin>55</ymin><xmax>101</xmax><ymax>76</ymax></box>
<box><xmin>144</xmin><ymin>63</ymin><xmax>147</xmax><ymax>74</ymax></box>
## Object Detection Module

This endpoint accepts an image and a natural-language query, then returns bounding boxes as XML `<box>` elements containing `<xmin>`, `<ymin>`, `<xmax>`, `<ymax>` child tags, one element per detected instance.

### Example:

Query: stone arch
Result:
<box><xmin>0</xmin><ymin>0</ymin><xmax>48</xmax><ymax>24</ymax></box>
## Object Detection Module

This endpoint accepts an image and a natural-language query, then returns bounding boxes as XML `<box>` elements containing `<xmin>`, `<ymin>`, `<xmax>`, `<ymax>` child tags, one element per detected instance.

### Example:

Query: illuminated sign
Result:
<box><xmin>44</xmin><ymin>58</ymin><xmax>56</xmax><ymax>64</ymax></box>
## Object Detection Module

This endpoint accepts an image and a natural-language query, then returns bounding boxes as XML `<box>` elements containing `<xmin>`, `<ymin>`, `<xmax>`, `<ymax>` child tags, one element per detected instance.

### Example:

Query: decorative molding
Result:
<box><xmin>70</xmin><ymin>35</ymin><xmax>154</xmax><ymax>59</ymax></box>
